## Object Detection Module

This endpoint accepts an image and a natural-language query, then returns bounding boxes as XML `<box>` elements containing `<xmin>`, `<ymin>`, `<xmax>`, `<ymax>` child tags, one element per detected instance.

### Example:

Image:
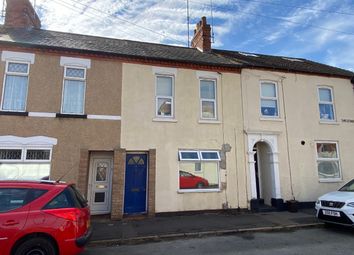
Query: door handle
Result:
<box><xmin>3</xmin><ymin>220</ymin><xmax>19</xmax><ymax>226</ymax></box>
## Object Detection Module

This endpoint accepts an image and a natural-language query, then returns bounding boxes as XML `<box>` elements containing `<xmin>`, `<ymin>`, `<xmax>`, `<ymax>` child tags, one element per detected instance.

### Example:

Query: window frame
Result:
<box><xmin>315</xmin><ymin>141</ymin><xmax>342</xmax><ymax>182</ymax></box>
<box><xmin>155</xmin><ymin>74</ymin><xmax>175</xmax><ymax>118</ymax></box>
<box><xmin>317</xmin><ymin>86</ymin><xmax>336</xmax><ymax>122</ymax></box>
<box><xmin>178</xmin><ymin>150</ymin><xmax>201</xmax><ymax>161</ymax></box>
<box><xmin>1</xmin><ymin>60</ymin><xmax>31</xmax><ymax>112</ymax></box>
<box><xmin>0</xmin><ymin>146</ymin><xmax>52</xmax><ymax>163</ymax></box>
<box><xmin>60</xmin><ymin>65</ymin><xmax>87</xmax><ymax>115</ymax></box>
<box><xmin>200</xmin><ymin>150</ymin><xmax>221</xmax><ymax>161</ymax></box>
<box><xmin>178</xmin><ymin>150</ymin><xmax>221</xmax><ymax>192</ymax></box>
<box><xmin>259</xmin><ymin>81</ymin><xmax>279</xmax><ymax>118</ymax></box>
<box><xmin>199</xmin><ymin>78</ymin><xmax>217</xmax><ymax>120</ymax></box>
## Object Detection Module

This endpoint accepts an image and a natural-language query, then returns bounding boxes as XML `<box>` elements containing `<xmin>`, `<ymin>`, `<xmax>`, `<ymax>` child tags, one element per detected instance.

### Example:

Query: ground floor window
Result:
<box><xmin>316</xmin><ymin>142</ymin><xmax>341</xmax><ymax>181</ymax></box>
<box><xmin>178</xmin><ymin>150</ymin><xmax>220</xmax><ymax>191</ymax></box>
<box><xmin>0</xmin><ymin>148</ymin><xmax>52</xmax><ymax>180</ymax></box>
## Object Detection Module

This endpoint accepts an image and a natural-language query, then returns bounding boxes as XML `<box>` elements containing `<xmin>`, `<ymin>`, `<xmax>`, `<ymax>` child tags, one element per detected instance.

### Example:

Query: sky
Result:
<box><xmin>1</xmin><ymin>0</ymin><xmax>354</xmax><ymax>71</ymax></box>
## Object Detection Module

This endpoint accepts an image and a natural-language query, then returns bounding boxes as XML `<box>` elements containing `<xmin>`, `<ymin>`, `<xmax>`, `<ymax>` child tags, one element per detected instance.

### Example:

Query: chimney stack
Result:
<box><xmin>191</xmin><ymin>16</ymin><xmax>211</xmax><ymax>52</ymax></box>
<box><xmin>5</xmin><ymin>0</ymin><xmax>41</xmax><ymax>29</ymax></box>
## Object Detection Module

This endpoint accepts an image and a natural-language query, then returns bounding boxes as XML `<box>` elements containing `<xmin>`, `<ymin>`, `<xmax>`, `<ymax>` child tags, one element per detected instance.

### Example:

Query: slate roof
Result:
<box><xmin>0</xmin><ymin>26</ymin><xmax>352</xmax><ymax>78</ymax></box>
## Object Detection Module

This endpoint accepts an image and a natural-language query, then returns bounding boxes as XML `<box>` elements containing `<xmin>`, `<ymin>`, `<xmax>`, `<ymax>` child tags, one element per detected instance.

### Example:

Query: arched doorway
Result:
<box><xmin>247</xmin><ymin>133</ymin><xmax>283</xmax><ymax>211</ymax></box>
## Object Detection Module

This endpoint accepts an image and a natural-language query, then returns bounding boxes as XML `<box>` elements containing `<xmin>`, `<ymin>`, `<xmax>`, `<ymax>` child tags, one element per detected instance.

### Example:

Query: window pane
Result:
<box><xmin>179</xmin><ymin>162</ymin><xmax>218</xmax><ymax>190</ymax></box>
<box><xmin>0</xmin><ymin>164</ymin><xmax>50</xmax><ymax>180</ymax></box>
<box><xmin>319</xmin><ymin>88</ymin><xmax>332</xmax><ymax>102</ymax></box>
<box><xmin>180</xmin><ymin>151</ymin><xmax>199</xmax><ymax>160</ymax></box>
<box><xmin>2</xmin><ymin>75</ymin><xmax>28</xmax><ymax>111</ymax></box>
<box><xmin>0</xmin><ymin>149</ymin><xmax>22</xmax><ymax>160</ymax></box>
<box><xmin>8</xmin><ymin>63</ymin><xmax>28</xmax><ymax>73</ymax></box>
<box><xmin>202</xmin><ymin>101</ymin><xmax>215</xmax><ymax>119</ymax></box>
<box><xmin>26</xmin><ymin>150</ymin><xmax>50</xmax><ymax>160</ymax></box>
<box><xmin>317</xmin><ymin>143</ymin><xmax>338</xmax><ymax>158</ymax></box>
<box><xmin>200</xmin><ymin>80</ymin><xmax>215</xmax><ymax>99</ymax></box>
<box><xmin>261</xmin><ymin>99</ymin><xmax>278</xmax><ymax>116</ymax></box>
<box><xmin>261</xmin><ymin>83</ymin><xmax>276</xmax><ymax>97</ymax></box>
<box><xmin>157</xmin><ymin>98</ymin><xmax>172</xmax><ymax>116</ymax></box>
<box><xmin>201</xmin><ymin>151</ymin><xmax>220</xmax><ymax>160</ymax></box>
<box><xmin>318</xmin><ymin>161</ymin><xmax>340</xmax><ymax>179</ymax></box>
<box><xmin>319</xmin><ymin>104</ymin><xmax>334</xmax><ymax>120</ymax></box>
<box><xmin>44</xmin><ymin>188</ymin><xmax>75</xmax><ymax>209</ymax></box>
<box><xmin>62</xmin><ymin>79</ymin><xmax>85</xmax><ymax>114</ymax></box>
<box><xmin>0</xmin><ymin>188</ymin><xmax>29</xmax><ymax>213</ymax></box>
<box><xmin>66</xmin><ymin>68</ymin><xmax>85</xmax><ymax>78</ymax></box>
<box><xmin>156</xmin><ymin>76</ymin><xmax>172</xmax><ymax>96</ymax></box>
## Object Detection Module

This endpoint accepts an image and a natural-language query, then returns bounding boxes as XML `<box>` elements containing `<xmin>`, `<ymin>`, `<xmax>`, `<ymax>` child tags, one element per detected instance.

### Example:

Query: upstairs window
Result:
<box><xmin>200</xmin><ymin>79</ymin><xmax>217</xmax><ymax>120</ymax></box>
<box><xmin>1</xmin><ymin>61</ymin><xmax>30</xmax><ymax>112</ymax></box>
<box><xmin>156</xmin><ymin>75</ymin><xmax>174</xmax><ymax>117</ymax></box>
<box><xmin>61</xmin><ymin>67</ymin><xmax>86</xmax><ymax>114</ymax></box>
<box><xmin>318</xmin><ymin>87</ymin><xmax>335</xmax><ymax>121</ymax></box>
<box><xmin>260</xmin><ymin>82</ymin><xmax>278</xmax><ymax>117</ymax></box>
<box><xmin>316</xmin><ymin>142</ymin><xmax>341</xmax><ymax>181</ymax></box>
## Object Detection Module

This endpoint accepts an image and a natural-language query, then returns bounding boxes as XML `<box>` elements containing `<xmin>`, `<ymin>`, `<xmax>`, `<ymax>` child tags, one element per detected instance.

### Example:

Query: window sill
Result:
<box><xmin>152</xmin><ymin>118</ymin><xmax>177</xmax><ymax>123</ymax></box>
<box><xmin>198</xmin><ymin>120</ymin><xmax>221</xmax><ymax>124</ymax></box>
<box><xmin>259</xmin><ymin>117</ymin><xmax>283</xmax><ymax>122</ymax></box>
<box><xmin>56</xmin><ymin>113</ymin><xmax>87</xmax><ymax>119</ymax></box>
<box><xmin>319</xmin><ymin>179</ymin><xmax>343</xmax><ymax>183</ymax></box>
<box><xmin>0</xmin><ymin>111</ymin><xmax>28</xmax><ymax>116</ymax></box>
<box><xmin>177</xmin><ymin>189</ymin><xmax>221</xmax><ymax>193</ymax></box>
<box><xmin>319</xmin><ymin>121</ymin><xmax>339</xmax><ymax>125</ymax></box>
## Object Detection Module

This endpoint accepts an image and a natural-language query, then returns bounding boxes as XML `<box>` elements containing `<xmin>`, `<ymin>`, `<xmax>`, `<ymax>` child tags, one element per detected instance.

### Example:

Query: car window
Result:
<box><xmin>27</xmin><ymin>189</ymin><xmax>48</xmax><ymax>204</ymax></box>
<box><xmin>0</xmin><ymin>188</ymin><xmax>29</xmax><ymax>213</ymax></box>
<box><xmin>43</xmin><ymin>188</ymin><xmax>75</xmax><ymax>209</ymax></box>
<box><xmin>69</xmin><ymin>185</ymin><xmax>87</xmax><ymax>208</ymax></box>
<box><xmin>339</xmin><ymin>179</ymin><xmax>354</xmax><ymax>192</ymax></box>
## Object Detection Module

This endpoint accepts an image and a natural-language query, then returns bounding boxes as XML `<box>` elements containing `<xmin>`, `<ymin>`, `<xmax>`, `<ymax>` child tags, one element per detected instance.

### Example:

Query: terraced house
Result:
<box><xmin>0</xmin><ymin>0</ymin><xmax>353</xmax><ymax>219</ymax></box>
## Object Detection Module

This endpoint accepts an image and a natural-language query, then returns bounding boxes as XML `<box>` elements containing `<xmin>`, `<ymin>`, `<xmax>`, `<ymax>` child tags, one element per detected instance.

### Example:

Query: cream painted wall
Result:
<box><xmin>242</xmin><ymin>69</ymin><xmax>354</xmax><ymax>202</ymax></box>
<box><xmin>121</xmin><ymin>63</ymin><xmax>247</xmax><ymax>213</ymax></box>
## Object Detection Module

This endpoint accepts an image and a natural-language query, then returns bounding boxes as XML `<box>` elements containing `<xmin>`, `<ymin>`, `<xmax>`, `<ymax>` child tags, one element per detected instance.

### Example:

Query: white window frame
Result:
<box><xmin>60</xmin><ymin>65</ymin><xmax>87</xmax><ymax>115</ymax></box>
<box><xmin>155</xmin><ymin>74</ymin><xmax>174</xmax><ymax>118</ymax></box>
<box><xmin>199</xmin><ymin>78</ymin><xmax>217</xmax><ymax>120</ymax></box>
<box><xmin>178</xmin><ymin>150</ymin><xmax>221</xmax><ymax>192</ymax></box>
<box><xmin>178</xmin><ymin>150</ymin><xmax>201</xmax><ymax>161</ymax></box>
<box><xmin>1</xmin><ymin>60</ymin><xmax>31</xmax><ymax>112</ymax></box>
<box><xmin>0</xmin><ymin>146</ymin><xmax>52</xmax><ymax>163</ymax></box>
<box><xmin>260</xmin><ymin>81</ymin><xmax>279</xmax><ymax>118</ymax></box>
<box><xmin>317</xmin><ymin>86</ymin><xmax>336</xmax><ymax>122</ymax></box>
<box><xmin>200</xmin><ymin>150</ymin><xmax>221</xmax><ymax>161</ymax></box>
<box><xmin>315</xmin><ymin>141</ymin><xmax>342</xmax><ymax>182</ymax></box>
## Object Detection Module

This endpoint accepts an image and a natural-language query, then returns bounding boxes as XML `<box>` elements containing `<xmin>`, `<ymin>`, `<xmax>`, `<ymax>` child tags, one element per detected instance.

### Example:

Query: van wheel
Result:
<box><xmin>14</xmin><ymin>237</ymin><xmax>57</xmax><ymax>255</ymax></box>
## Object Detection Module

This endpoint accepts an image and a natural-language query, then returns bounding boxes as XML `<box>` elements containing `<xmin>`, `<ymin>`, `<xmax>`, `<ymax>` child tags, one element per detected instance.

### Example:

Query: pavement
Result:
<box><xmin>89</xmin><ymin>208</ymin><xmax>323</xmax><ymax>246</ymax></box>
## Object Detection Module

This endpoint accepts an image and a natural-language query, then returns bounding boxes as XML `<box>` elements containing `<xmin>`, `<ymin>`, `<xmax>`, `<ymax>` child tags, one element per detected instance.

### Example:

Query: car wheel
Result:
<box><xmin>196</xmin><ymin>182</ymin><xmax>205</xmax><ymax>189</ymax></box>
<box><xmin>14</xmin><ymin>237</ymin><xmax>57</xmax><ymax>255</ymax></box>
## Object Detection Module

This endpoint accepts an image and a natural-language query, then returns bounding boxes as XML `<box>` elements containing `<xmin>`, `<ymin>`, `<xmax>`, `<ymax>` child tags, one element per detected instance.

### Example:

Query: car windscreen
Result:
<box><xmin>339</xmin><ymin>179</ymin><xmax>354</xmax><ymax>192</ymax></box>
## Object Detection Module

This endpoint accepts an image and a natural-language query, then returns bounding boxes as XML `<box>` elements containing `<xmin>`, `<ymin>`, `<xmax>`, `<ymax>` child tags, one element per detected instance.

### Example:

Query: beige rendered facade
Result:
<box><xmin>241</xmin><ymin>69</ymin><xmax>354</xmax><ymax>207</ymax></box>
<box><xmin>121</xmin><ymin>63</ymin><xmax>248</xmax><ymax>212</ymax></box>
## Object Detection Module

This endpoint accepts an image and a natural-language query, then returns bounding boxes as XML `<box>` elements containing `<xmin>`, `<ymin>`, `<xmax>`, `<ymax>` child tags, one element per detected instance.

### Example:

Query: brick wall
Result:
<box><xmin>111</xmin><ymin>148</ymin><xmax>126</xmax><ymax>220</ymax></box>
<box><xmin>77</xmin><ymin>149</ymin><xmax>89</xmax><ymax>197</ymax></box>
<box><xmin>148</xmin><ymin>149</ymin><xmax>156</xmax><ymax>217</ymax></box>
<box><xmin>5</xmin><ymin>0</ymin><xmax>41</xmax><ymax>29</ymax></box>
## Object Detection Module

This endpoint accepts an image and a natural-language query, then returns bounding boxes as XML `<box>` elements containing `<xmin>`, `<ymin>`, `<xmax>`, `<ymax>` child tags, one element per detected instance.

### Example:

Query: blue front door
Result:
<box><xmin>124</xmin><ymin>153</ymin><xmax>148</xmax><ymax>214</ymax></box>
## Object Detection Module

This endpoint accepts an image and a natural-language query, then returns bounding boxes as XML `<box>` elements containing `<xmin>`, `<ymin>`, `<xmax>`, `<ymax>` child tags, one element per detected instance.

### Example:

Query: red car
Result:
<box><xmin>0</xmin><ymin>180</ymin><xmax>91</xmax><ymax>255</ymax></box>
<box><xmin>179</xmin><ymin>170</ymin><xmax>209</xmax><ymax>189</ymax></box>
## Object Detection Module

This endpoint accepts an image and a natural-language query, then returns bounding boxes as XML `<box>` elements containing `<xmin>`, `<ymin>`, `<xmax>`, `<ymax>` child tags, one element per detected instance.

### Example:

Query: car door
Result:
<box><xmin>0</xmin><ymin>188</ymin><xmax>31</xmax><ymax>249</ymax></box>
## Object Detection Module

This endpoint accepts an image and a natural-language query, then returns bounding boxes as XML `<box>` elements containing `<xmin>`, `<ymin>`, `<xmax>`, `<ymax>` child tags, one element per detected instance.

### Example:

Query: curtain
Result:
<box><xmin>2</xmin><ymin>75</ymin><xmax>28</xmax><ymax>111</ymax></box>
<box><xmin>62</xmin><ymin>79</ymin><xmax>85</xmax><ymax>114</ymax></box>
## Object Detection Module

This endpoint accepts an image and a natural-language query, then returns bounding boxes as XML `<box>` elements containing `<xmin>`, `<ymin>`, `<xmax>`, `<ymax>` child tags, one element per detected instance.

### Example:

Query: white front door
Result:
<box><xmin>89</xmin><ymin>157</ymin><xmax>113</xmax><ymax>215</ymax></box>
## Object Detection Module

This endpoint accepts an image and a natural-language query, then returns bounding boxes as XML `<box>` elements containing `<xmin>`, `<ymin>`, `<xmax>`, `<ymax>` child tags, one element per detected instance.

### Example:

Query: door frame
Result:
<box><xmin>87</xmin><ymin>152</ymin><xmax>113</xmax><ymax>215</ymax></box>
<box><xmin>123</xmin><ymin>151</ymin><xmax>149</xmax><ymax>215</ymax></box>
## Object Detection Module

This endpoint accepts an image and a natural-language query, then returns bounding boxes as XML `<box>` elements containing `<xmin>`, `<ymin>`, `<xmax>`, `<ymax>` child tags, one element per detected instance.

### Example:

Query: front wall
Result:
<box><xmin>0</xmin><ymin>50</ymin><xmax>122</xmax><ymax>183</ymax></box>
<box><xmin>242</xmin><ymin>69</ymin><xmax>354</xmax><ymax>202</ymax></box>
<box><xmin>121</xmin><ymin>63</ymin><xmax>246</xmax><ymax>213</ymax></box>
